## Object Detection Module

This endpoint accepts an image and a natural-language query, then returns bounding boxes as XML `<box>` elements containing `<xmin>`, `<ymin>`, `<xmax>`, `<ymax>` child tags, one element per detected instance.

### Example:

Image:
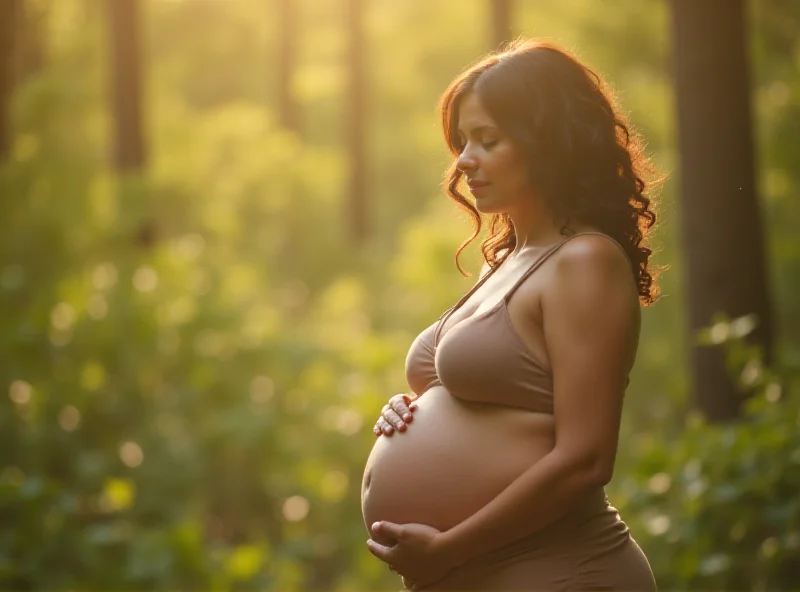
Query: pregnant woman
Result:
<box><xmin>361</xmin><ymin>38</ymin><xmax>660</xmax><ymax>590</ymax></box>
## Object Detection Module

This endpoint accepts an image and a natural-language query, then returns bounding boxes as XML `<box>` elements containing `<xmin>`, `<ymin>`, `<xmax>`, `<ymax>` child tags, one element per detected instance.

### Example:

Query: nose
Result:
<box><xmin>456</xmin><ymin>147</ymin><xmax>478</xmax><ymax>175</ymax></box>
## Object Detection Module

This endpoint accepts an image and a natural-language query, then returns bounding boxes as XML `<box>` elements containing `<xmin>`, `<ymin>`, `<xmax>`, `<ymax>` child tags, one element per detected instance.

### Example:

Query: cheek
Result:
<box><xmin>492</xmin><ymin>147</ymin><xmax>525</xmax><ymax>174</ymax></box>
<box><xmin>496</xmin><ymin>152</ymin><xmax>529</xmax><ymax>188</ymax></box>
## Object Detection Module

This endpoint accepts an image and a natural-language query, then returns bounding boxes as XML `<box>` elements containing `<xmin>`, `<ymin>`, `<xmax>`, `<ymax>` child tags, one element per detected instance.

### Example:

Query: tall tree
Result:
<box><xmin>13</xmin><ymin>0</ymin><xmax>46</xmax><ymax>86</ymax></box>
<box><xmin>346</xmin><ymin>0</ymin><xmax>367</xmax><ymax>243</ymax></box>
<box><xmin>108</xmin><ymin>0</ymin><xmax>146</xmax><ymax>171</ymax></box>
<box><xmin>490</xmin><ymin>0</ymin><xmax>512</xmax><ymax>49</ymax></box>
<box><xmin>670</xmin><ymin>0</ymin><xmax>773</xmax><ymax>421</ymax></box>
<box><xmin>276</xmin><ymin>0</ymin><xmax>300</xmax><ymax>133</ymax></box>
<box><xmin>0</xmin><ymin>0</ymin><xmax>21</xmax><ymax>161</ymax></box>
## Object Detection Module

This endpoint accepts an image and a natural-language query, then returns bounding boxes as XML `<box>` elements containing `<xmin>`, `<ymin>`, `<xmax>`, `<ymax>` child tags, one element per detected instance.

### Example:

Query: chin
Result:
<box><xmin>474</xmin><ymin>199</ymin><xmax>504</xmax><ymax>215</ymax></box>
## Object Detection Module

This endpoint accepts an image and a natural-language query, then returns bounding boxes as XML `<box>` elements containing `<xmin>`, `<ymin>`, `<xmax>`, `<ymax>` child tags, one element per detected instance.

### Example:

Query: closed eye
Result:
<box><xmin>454</xmin><ymin>137</ymin><xmax>497</xmax><ymax>152</ymax></box>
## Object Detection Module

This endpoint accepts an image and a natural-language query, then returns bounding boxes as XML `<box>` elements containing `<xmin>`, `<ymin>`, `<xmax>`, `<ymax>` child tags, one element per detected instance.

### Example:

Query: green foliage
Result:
<box><xmin>615</xmin><ymin>317</ymin><xmax>800</xmax><ymax>591</ymax></box>
<box><xmin>1</xmin><ymin>0</ymin><xmax>799</xmax><ymax>590</ymax></box>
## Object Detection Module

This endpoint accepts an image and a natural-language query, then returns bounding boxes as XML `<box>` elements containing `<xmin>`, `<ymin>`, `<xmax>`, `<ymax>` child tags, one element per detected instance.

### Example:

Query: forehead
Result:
<box><xmin>456</xmin><ymin>92</ymin><xmax>497</xmax><ymax>132</ymax></box>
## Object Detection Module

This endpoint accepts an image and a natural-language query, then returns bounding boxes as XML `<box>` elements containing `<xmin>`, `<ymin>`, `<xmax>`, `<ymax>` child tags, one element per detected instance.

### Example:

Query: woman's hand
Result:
<box><xmin>366</xmin><ymin>522</ymin><xmax>458</xmax><ymax>589</ymax></box>
<box><xmin>373</xmin><ymin>393</ymin><xmax>418</xmax><ymax>437</ymax></box>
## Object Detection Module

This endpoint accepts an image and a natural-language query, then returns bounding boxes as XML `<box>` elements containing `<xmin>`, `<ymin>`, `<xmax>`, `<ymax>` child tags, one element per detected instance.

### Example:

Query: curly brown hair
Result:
<box><xmin>438</xmin><ymin>39</ymin><xmax>662</xmax><ymax>305</ymax></box>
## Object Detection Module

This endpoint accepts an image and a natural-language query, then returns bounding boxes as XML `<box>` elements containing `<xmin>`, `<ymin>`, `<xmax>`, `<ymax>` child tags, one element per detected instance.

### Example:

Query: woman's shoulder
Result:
<box><xmin>556</xmin><ymin>232</ymin><xmax>630</xmax><ymax>270</ymax></box>
<box><xmin>548</xmin><ymin>232</ymin><xmax>638</xmax><ymax>302</ymax></box>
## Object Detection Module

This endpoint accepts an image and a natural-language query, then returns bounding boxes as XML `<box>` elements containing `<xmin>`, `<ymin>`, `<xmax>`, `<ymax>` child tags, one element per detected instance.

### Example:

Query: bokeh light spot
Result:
<box><xmin>58</xmin><ymin>405</ymin><xmax>81</xmax><ymax>431</ymax></box>
<box><xmin>250</xmin><ymin>375</ymin><xmax>275</xmax><ymax>403</ymax></box>
<box><xmin>92</xmin><ymin>263</ymin><xmax>118</xmax><ymax>291</ymax></box>
<box><xmin>86</xmin><ymin>294</ymin><xmax>109</xmax><ymax>319</ymax></box>
<box><xmin>102</xmin><ymin>477</ymin><xmax>135</xmax><ymax>511</ymax></box>
<box><xmin>9</xmin><ymin>380</ymin><xmax>32</xmax><ymax>405</ymax></box>
<box><xmin>282</xmin><ymin>495</ymin><xmax>309</xmax><ymax>522</ymax></box>
<box><xmin>647</xmin><ymin>472</ymin><xmax>671</xmax><ymax>495</ymax></box>
<box><xmin>119</xmin><ymin>441</ymin><xmax>144</xmax><ymax>468</ymax></box>
<box><xmin>133</xmin><ymin>266</ymin><xmax>159</xmax><ymax>292</ymax></box>
<box><xmin>51</xmin><ymin>302</ymin><xmax>76</xmax><ymax>331</ymax></box>
<box><xmin>176</xmin><ymin>233</ymin><xmax>206</xmax><ymax>260</ymax></box>
<box><xmin>646</xmin><ymin>514</ymin><xmax>670</xmax><ymax>536</ymax></box>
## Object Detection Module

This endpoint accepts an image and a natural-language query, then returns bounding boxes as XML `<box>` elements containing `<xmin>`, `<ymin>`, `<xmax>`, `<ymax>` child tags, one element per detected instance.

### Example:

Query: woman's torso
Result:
<box><xmin>362</xmin><ymin>240</ymin><xmax>564</xmax><ymax>532</ymax></box>
<box><xmin>361</xmin><ymin>233</ymin><xmax>640</xmax><ymax>578</ymax></box>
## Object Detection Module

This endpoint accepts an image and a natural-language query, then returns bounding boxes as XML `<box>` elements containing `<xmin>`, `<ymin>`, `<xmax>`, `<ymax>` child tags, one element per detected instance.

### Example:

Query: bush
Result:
<box><xmin>616</xmin><ymin>316</ymin><xmax>800</xmax><ymax>591</ymax></box>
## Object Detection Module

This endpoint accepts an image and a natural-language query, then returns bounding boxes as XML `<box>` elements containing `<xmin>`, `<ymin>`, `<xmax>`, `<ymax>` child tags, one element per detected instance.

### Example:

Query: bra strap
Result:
<box><xmin>502</xmin><ymin>232</ymin><xmax>627</xmax><ymax>303</ymax></box>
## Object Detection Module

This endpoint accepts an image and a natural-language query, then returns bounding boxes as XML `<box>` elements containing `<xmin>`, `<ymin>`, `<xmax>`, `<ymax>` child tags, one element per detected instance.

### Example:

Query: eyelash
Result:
<box><xmin>456</xmin><ymin>139</ymin><xmax>498</xmax><ymax>152</ymax></box>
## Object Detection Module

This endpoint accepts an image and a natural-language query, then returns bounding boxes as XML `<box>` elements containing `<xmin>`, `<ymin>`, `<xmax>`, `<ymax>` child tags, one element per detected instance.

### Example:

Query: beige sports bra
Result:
<box><xmin>404</xmin><ymin>232</ymin><xmax>629</xmax><ymax>413</ymax></box>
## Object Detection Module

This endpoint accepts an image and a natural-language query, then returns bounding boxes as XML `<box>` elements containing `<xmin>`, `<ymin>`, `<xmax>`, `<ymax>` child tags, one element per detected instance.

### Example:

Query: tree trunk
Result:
<box><xmin>276</xmin><ymin>0</ymin><xmax>300</xmax><ymax>133</ymax></box>
<box><xmin>490</xmin><ymin>0</ymin><xmax>512</xmax><ymax>50</ymax></box>
<box><xmin>14</xmin><ymin>0</ymin><xmax>46</xmax><ymax>85</ymax></box>
<box><xmin>670</xmin><ymin>0</ymin><xmax>773</xmax><ymax>421</ymax></box>
<box><xmin>346</xmin><ymin>0</ymin><xmax>367</xmax><ymax>243</ymax></box>
<box><xmin>0</xmin><ymin>0</ymin><xmax>20</xmax><ymax>161</ymax></box>
<box><xmin>108</xmin><ymin>0</ymin><xmax>146</xmax><ymax>171</ymax></box>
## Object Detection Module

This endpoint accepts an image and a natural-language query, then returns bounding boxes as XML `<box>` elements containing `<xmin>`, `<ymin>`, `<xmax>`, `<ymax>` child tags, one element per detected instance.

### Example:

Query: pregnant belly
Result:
<box><xmin>361</xmin><ymin>387</ymin><xmax>555</xmax><ymax>535</ymax></box>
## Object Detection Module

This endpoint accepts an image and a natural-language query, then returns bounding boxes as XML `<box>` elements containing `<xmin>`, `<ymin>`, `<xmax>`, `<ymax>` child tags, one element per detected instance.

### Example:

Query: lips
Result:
<box><xmin>467</xmin><ymin>180</ymin><xmax>490</xmax><ymax>190</ymax></box>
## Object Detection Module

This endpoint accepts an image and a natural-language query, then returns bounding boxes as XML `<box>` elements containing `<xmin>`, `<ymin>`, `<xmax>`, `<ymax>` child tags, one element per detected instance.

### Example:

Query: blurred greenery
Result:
<box><xmin>1</xmin><ymin>0</ymin><xmax>799</xmax><ymax>589</ymax></box>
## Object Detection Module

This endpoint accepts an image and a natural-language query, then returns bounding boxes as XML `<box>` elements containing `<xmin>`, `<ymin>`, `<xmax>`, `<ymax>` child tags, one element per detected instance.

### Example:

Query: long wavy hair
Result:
<box><xmin>439</xmin><ymin>39</ymin><xmax>662</xmax><ymax>305</ymax></box>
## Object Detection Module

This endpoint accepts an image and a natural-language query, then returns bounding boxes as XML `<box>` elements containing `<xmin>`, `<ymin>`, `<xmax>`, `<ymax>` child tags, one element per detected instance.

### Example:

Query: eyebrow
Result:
<box><xmin>456</xmin><ymin>124</ymin><xmax>500</xmax><ymax>137</ymax></box>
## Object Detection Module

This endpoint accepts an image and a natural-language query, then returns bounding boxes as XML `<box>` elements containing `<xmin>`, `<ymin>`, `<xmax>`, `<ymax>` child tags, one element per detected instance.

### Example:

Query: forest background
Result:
<box><xmin>1</xmin><ymin>0</ymin><xmax>799</xmax><ymax>590</ymax></box>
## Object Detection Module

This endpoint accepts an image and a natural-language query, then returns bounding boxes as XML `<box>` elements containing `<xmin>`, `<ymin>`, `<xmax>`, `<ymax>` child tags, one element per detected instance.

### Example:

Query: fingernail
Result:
<box><xmin>396</xmin><ymin>423</ymin><xmax>406</xmax><ymax>431</ymax></box>
<box><xmin>372</xmin><ymin>522</ymin><xmax>381</xmax><ymax>530</ymax></box>
<box><xmin>404</xmin><ymin>414</ymin><xmax>413</xmax><ymax>422</ymax></box>
<box><xmin>410</xmin><ymin>404</ymin><xmax>418</xmax><ymax>411</ymax></box>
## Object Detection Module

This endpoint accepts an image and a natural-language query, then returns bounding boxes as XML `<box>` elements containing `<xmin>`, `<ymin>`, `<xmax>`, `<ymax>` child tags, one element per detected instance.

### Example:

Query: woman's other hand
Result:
<box><xmin>366</xmin><ymin>522</ymin><xmax>457</xmax><ymax>588</ymax></box>
<box><xmin>373</xmin><ymin>393</ymin><xmax>417</xmax><ymax>437</ymax></box>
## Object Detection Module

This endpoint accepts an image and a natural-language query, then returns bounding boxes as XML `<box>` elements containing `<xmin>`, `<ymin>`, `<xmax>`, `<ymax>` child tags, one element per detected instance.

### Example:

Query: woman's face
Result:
<box><xmin>455</xmin><ymin>92</ymin><xmax>535</xmax><ymax>214</ymax></box>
